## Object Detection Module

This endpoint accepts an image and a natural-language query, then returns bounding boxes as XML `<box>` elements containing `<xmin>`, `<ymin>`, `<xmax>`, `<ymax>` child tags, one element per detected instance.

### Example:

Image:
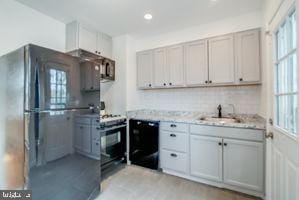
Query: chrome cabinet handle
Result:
<box><xmin>148</xmin><ymin>123</ymin><xmax>155</xmax><ymax>126</ymax></box>
<box><xmin>170</xmin><ymin>124</ymin><xmax>177</xmax><ymax>128</ymax></box>
<box><xmin>266</xmin><ymin>132</ymin><xmax>274</xmax><ymax>139</ymax></box>
<box><xmin>170</xmin><ymin>134</ymin><xmax>176</xmax><ymax>137</ymax></box>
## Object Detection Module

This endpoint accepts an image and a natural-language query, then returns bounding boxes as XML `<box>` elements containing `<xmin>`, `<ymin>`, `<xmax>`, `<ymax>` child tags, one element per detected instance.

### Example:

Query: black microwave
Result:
<box><xmin>100</xmin><ymin>58</ymin><xmax>115</xmax><ymax>82</ymax></box>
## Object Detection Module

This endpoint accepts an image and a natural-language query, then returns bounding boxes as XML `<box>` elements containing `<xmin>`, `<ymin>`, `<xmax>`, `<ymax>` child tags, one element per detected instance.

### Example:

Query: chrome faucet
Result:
<box><xmin>217</xmin><ymin>104</ymin><xmax>222</xmax><ymax>118</ymax></box>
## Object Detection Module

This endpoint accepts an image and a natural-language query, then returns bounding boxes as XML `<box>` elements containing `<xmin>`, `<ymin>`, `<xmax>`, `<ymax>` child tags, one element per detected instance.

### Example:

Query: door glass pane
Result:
<box><xmin>290</xmin><ymin>53</ymin><xmax>297</xmax><ymax>92</ymax></box>
<box><xmin>276</xmin><ymin>59</ymin><xmax>289</xmax><ymax>93</ymax></box>
<box><xmin>276</xmin><ymin>95</ymin><xmax>289</xmax><ymax>130</ymax></box>
<box><xmin>290</xmin><ymin>11</ymin><xmax>297</xmax><ymax>50</ymax></box>
<box><xmin>277</xmin><ymin>23</ymin><xmax>288</xmax><ymax>59</ymax></box>
<box><xmin>290</xmin><ymin>94</ymin><xmax>298</xmax><ymax>133</ymax></box>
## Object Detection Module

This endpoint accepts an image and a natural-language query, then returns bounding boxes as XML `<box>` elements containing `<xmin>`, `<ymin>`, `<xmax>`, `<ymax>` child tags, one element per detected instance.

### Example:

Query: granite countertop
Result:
<box><xmin>126</xmin><ymin>109</ymin><xmax>266</xmax><ymax>130</ymax></box>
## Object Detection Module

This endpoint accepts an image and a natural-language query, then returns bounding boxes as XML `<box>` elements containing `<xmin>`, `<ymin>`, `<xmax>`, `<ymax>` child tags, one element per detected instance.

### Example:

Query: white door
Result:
<box><xmin>137</xmin><ymin>50</ymin><xmax>153</xmax><ymax>88</ymax></box>
<box><xmin>184</xmin><ymin>40</ymin><xmax>208</xmax><ymax>86</ymax></box>
<box><xmin>267</xmin><ymin>4</ymin><xmax>299</xmax><ymax>200</ymax></box>
<box><xmin>208</xmin><ymin>35</ymin><xmax>235</xmax><ymax>84</ymax></box>
<box><xmin>190</xmin><ymin>135</ymin><xmax>223</xmax><ymax>182</ymax></box>
<box><xmin>79</xmin><ymin>26</ymin><xmax>97</xmax><ymax>53</ymax></box>
<box><xmin>167</xmin><ymin>45</ymin><xmax>184</xmax><ymax>87</ymax></box>
<box><xmin>235</xmin><ymin>29</ymin><xmax>261</xmax><ymax>83</ymax></box>
<box><xmin>153</xmin><ymin>48</ymin><xmax>168</xmax><ymax>87</ymax></box>
<box><xmin>223</xmin><ymin>139</ymin><xmax>264</xmax><ymax>192</ymax></box>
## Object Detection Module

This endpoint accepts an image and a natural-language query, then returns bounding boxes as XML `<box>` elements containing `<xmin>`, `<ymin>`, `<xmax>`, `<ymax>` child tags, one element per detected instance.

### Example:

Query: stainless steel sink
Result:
<box><xmin>197</xmin><ymin>116</ymin><xmax>243</xmax><ymax>124</ymax></box>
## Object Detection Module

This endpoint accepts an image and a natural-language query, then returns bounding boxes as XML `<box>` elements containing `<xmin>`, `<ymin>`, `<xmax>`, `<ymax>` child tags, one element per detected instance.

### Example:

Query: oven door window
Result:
<box><xmin>100</xmin><ymin>127</ymin><xmax>126</xmax><ymax>165</ymax></box>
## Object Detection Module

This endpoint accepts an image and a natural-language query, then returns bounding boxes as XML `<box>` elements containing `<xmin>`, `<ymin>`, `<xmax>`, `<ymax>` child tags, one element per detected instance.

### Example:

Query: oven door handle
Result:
<box><xmin>100</xmin><ymin>124</ymin><xmax>127</xmax><ymax>135</ymax></box>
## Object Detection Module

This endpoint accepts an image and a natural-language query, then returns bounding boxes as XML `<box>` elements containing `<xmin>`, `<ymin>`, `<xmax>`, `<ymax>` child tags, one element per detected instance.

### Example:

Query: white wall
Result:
<box><xmin>0</xmin><ymin>0</ymin><xmax>65</xmax><ymax>56</ymax></box>
<box><xmin>126</xmin><ymin>11</ymin><xmax>264</xmax><ymax>115</ymax></box>
<box><xmin>135</xmin><ymin>11</ymin><xmax>262</xmax><ymax>51</ymax></box>
<box><xmin>100</xmin><ymin>35</ymin><xmax>129</xmax><ymax>115</ymax></box>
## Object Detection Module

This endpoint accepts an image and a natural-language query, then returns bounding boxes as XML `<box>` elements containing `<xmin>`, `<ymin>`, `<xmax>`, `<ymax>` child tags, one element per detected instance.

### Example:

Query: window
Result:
<box><xmin>274</xmin><ymin>10</ymin><xmax>298</xmax><ymax>135</ymax></box>
<box><xmin>49</xmin><ymin>68</ymin><xmax>67</xmax><ymax>115</ymax></box>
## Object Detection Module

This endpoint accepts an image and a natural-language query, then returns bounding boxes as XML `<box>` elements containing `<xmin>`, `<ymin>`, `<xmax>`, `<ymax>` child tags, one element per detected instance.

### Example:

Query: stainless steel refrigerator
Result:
<box><xmin>0</xmin><ymin>44</ymin><xmax>101</xmax><ymax>199</ymax></box>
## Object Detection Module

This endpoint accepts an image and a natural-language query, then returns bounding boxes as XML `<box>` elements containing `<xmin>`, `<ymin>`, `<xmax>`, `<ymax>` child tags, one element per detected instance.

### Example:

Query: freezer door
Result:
<box><xmin>25</xmin><ymin>45</ymin><xmax>94</xmax><ymax>166</ymax></box>
<box><xmin>26</xmin><ymin>45</ymin><xmax>85</xmax><ymax>112</ymax></box>
<box><xmin>0</xmin><ymin>47</ymin><xmax>25</xmax><ymax>189</ymax></box>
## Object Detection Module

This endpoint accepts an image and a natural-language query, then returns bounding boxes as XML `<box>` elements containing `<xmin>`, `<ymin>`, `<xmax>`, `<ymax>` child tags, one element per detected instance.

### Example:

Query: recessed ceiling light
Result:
<box><xmin>144</xmin><ymin>14</ymin><xmax>153</xmax><ymax>20</ymax></box>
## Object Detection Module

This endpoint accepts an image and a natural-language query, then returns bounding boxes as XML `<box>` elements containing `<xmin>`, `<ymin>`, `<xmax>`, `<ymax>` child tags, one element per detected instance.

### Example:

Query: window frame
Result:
<box><xmin>45</xmin><ymin>63</ymin><xmax>70</xmax><ymax>116</ymax></box>
<box><xmin>273</xmin><ymin>8</ymin><xmax>298</xmax><ymax>137</ymax></box>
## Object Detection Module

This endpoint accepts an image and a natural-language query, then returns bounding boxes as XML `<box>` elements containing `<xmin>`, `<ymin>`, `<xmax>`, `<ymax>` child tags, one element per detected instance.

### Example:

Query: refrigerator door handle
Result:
<box><xmin>25</xmin><ymin>106</ymin><xmax>93</xmax><ymax>113</ymax></box>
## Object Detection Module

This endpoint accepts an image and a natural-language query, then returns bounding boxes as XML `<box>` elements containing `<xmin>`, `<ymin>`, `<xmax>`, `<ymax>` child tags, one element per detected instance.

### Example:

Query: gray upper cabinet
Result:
<box><xmin>66</xmin><ymin>21</ymin><xmax>112</xmax><ymax>59</ymax></box>
<box><xmin>137</xmin><ymin>50</ymin><xmax>153</xmax><ymax>89</ymax></box>
<box><xmin>80</xmin><ymin>62</ymin><xmax>100</xmax><ymax>91</ymax></box>
<box><xmin>208</xmin><ymin>35</ymin><xmax>235</xmax><ymax>85</ymax></box>
<box><xmin>167</xmin><ymin>45</ymin><xmax>184</xmax><ymax>87</ymax></box>
<box><xmin>235</xmin><ymin>29</ymin><xmax>261</xmax><ymax>84</ymax></box>
<box><xmin>136</xmin><ymin>29</ymin><xmax>261</xmax><ymax>90</ymax></box>
<box><xmin>184</xmin><ymin>40</ymin><xmax>208</xmax><ymax>86</ymax></box>
<box><xmin>153</xmin><ymin>48</ymin><xmax>168</xmax><ymax>87</ymax></box>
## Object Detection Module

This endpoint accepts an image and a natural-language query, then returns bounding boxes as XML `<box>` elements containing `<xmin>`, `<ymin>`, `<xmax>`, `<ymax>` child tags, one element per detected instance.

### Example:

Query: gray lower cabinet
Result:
<box><xmin>190</xmin><ymin>135</ymin><xmax>223</xmax><ymax>182</ymax></box>
<box><xmin>160</xmin><ymin>122</ymin><xmax>265</xmax><ymax>198</ymax></box>
<box><xmin>74</xmin><ymin>124</ymin><xmax>91</xmax><ymax>153</ymax></box>
<box><xmin>74</xmin><ymin>116</ymin><xmax>100</xmax><ymax>160</ymax></box>
<box><xmin>223</xmin><ymin>139</ymin><xmax>264</xmax><ymax>192</ymax></box>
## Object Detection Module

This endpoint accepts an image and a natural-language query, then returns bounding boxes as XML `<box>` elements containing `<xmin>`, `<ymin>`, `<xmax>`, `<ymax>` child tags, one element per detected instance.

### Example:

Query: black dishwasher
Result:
<box><xmin>129</xmin><ymin>119</ymin><xmax>159</xmax><ymax>170</ymax></box>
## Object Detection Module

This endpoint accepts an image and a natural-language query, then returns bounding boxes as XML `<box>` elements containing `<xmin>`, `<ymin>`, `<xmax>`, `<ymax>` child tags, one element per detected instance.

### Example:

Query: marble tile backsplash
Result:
<box><xmin>140</xmin><ymin>85</ymin><xmax>261</xmax><ymax>115</ymax></box>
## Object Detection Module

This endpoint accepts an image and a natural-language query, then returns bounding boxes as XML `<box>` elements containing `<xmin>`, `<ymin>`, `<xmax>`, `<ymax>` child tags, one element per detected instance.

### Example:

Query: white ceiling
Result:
<box><xmin>15</xmin><ymin>0</ymin><xmax>262</xmax><ymax>37</ymax></box>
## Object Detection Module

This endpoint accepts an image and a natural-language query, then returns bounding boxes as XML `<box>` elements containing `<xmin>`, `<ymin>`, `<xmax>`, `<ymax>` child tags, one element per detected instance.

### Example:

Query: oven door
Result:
<box><xmin>100</xmin><ymin>125</ymin><xmax>126</xmax><ymax>167</ymax></box>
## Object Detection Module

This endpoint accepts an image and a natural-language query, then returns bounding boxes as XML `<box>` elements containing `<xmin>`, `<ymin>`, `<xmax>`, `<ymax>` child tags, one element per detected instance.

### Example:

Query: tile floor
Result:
<box><xmin>30</xmin><ymin>154</ymin><xmax>101</xmax><ymax>200</ymax></box>
<box><xmin>97</xmin><ymin>165</ymin><xmax>261</xmax><ymax>200</ymax></box>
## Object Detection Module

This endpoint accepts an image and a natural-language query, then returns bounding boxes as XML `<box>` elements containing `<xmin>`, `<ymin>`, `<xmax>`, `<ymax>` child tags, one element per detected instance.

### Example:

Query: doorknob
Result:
<box><xmin>265</xmin><ymin>132</ymin><xmax>274</xmax><ymax>139</ymax></box>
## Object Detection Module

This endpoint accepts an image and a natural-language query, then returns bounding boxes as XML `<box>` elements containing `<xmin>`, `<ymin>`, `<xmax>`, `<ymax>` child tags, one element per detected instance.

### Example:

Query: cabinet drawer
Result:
<box><xmin>92</xmin><ymin>126</ymin><xmax>101</xmax><ymax>140</ymax></box>
<box><xmin>161</xmin><ymin>122</ymin><xmax>188</xmax><ymax>133</ymax></box>
<box><xmin>160</xmin><ymin>149</ymin><xmax>188</xmax><ymax>174</ymax></box>
<box><xmin>75</xmin><ymin>117</ymin><xmax>91</xmax><ymax>125</ymax></box>
<box><xmin>190</xmin><ymin>124</ymin><xmax>264</xmax><ymax>142</ymax></box>
<box><xmin>160</xmin><ymin>131</ymin><xmax>188</xmax><ymax>152</ymax></box>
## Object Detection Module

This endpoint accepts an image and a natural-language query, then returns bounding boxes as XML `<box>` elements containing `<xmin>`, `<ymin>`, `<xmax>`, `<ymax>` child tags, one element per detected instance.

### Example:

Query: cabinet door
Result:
<box><xmin>74</xmin><ymin>125</ymin><xmax>83</xmax><ymax>150</ymax></box>
<box><xmin>137</xmin><ymin>50</ymin><xmax>153</xmax><ymax>88</ymax></box>
<box><xmin>208</xmin><ymin>35</ymin><xmax>235</xmax><ymax>84</ymax></box>
<box><xmin>190</xmin><ymin>135</ymin><xmax>223</xmax><ymax>182</ymax></box>
<box><xmin>223</xmin><ymin>139</ymin><xmax>264</xmax><ymax>192</ymax></box>
<box><xmin>235</xmin><ymin>30</ymin><xmax>261</xmax><ymax>83</ymax></box>
<box><xmin>91</xmin><ymin>63</ymin><xmax>101</xmax><ymax>90</ymax></box>
<box><xmin>185</xmin><ymin>40</ymin><xmax>208</xmax><ymax>86</ymax></box>
<box><xmin>97</xmin><ymin>33</ymin><xmax>112</xmax><ymax>58</ymax></box>
<box><xmin>167</xmin><ymin>45</ymin><xmax>184</xmax><ymax>87</ymax></box>
<box><xmin>79</xmin><ymin>26</ymin><xmax>97</xmax><ymax>53</ymax></box>
<box><xmin>80</xmin><ymin>63</ymin><xmax>94</xmax><ymax>91</ymax></box>
<box><xmin>153</xmin><ymin>48</ymin><xmax>168</xmax><ymax>87</ymax></box>
<box><xmin>81</xmin><ymin>124</ymin><xmax>92</xmax><ymax>154</ymax></box>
